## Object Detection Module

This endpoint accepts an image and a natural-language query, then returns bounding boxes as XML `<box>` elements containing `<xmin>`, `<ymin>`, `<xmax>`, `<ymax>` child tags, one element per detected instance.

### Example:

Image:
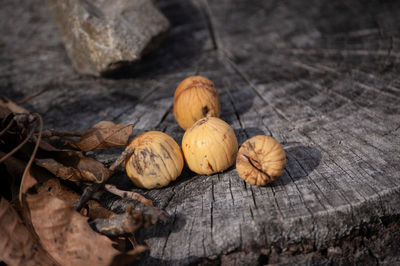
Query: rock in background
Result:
<box><xmin>46</xmin><ymin>0</ymin><xmax>170</xmax><ymax>76</ymax></box>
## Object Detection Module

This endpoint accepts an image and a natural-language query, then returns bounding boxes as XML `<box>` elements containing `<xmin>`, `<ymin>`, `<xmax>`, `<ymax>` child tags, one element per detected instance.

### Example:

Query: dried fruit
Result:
<box><xmin>236</xmin><ymin>135</ymin><xmax>286</xmax><ymax>186</ymax></box>
<box><xmin>173</xmin><ymin>76</ymin><xmax>220</xmax><ymax>130</ymax></box>
<box><xmin>182</xmin><ymin>117</ymin><xmax>238</xmax><ymax>175</ymax></box>
<box><xmin>125</xmin><ymin>131</ymin><xmax>184</xmax><ymax>189</ymax></box>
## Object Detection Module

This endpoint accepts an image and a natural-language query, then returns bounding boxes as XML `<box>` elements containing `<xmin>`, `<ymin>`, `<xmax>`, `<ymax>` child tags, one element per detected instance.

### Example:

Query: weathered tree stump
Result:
<box><xmin>1</xmin><ymin>0</ymin><xmax>399</xmax><ymax>265</ymax></box>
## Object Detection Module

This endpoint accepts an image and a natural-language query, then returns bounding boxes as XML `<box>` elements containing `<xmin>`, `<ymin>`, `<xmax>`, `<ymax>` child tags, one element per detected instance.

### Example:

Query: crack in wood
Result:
<box><xmin>210</xmin><ymin>201</ymin><xmax>214</xmax><ymax>241</ymax></box>
<box><xmin>200</xmin><ymin>0</ymin><xmax>219</xmax><ymax>50</ymax></box>
<box><xmin>161</xmin><ymin>206</ymin><xmax>178</xmax><ymax>259</ymax></box>
<box><xmin>228</xmin><ymin>176</ymin><xmax>235</xmax><ymax>205</ymax></box>
<box><xmin>249</xmin><ymin>205</ymin><xmax>254</xmax><ymax>220</ymax></box>
<box><xmin>187</xmin><ymin>218</ymin><xmax>195</xmax><ymax>257</ymax></box>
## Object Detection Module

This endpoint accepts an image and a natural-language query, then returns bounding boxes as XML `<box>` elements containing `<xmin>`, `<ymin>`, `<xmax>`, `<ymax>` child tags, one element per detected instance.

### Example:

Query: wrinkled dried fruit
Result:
<box><xmin>182</xmin><ymin>117</ymin><xmax>238</xmax><ymax>175</ymax></box>
<box><xmin>173</xmin><ymin>76</ymin><xmax>220</xmax><ymax>130</ymax></box>
<box><xmin>125</xmin><ymin>131</ymin><xmax>184</xmax><ymax>189</ymax></box>
<box><xmin>236</xmin><ymin>135</ymin><xmax>286</xmax><ymax>186</ymax></box>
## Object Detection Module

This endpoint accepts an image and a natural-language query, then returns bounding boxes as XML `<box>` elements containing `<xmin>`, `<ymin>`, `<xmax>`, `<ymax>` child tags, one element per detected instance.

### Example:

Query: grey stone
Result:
<box><xmin>46</xmin><ymin>0</ymin><xmax>170</xmax><ymax>76</ymax></box>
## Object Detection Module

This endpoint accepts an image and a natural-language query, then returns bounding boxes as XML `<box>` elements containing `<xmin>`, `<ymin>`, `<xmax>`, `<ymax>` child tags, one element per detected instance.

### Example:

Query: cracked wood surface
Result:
<box><xmin>1</xmin><ymin>0</ymin><xmax>400</xmax><ymax>264</ymax></box>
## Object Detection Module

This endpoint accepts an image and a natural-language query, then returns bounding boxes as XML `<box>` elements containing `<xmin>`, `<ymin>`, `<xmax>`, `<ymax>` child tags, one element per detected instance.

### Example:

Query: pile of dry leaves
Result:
<box><xmin>0</xmin><ymin>98</ymin><xmax>165</xmax><ymax>265</ymax></box>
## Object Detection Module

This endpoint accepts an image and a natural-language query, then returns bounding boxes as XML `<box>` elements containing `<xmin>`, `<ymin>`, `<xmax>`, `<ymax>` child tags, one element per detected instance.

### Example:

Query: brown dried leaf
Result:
<box><xmin>35</xmin><ymin>158</ymin><xmax>97</xmax><ymax>182</ymax></box>
<box><xmin>26</xmin><ymin>188</ymin><xmax>146</xmax><ymax>266</ymax></box>
<box><xmin>70</xmin><ymin>121</ymin><xmax>133</xmax><ymax>151</ymax></box>
<box><xmin>20</xmin><ymin>171</ymin><xmax>38</xmax><ymax>195</ymax></box>
<box><xmin>37</xmin><ymin>178</ymin><xmax>116</xmax><ymax>220</ymax></box>
<box><xmin>35</xmin><ymin>149</ymin><xmax>111</xmax><ymax>183</ymax></box>
<box><xmin>0</xmin><ymin>97</ymin><xmax>29</xmax><ymax>114</ymax></box>
<box><xmin>0</xmin><ymin>198</ymin><xmax>57</xmax><ymax>266</ymax></box>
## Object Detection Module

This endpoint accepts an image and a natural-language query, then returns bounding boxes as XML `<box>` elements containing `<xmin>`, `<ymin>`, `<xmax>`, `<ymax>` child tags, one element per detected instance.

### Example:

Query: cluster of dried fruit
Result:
<box><xmin>124</xmin><ymin>75</ymin><xmax>287</xmax><ymax>188</ymax></box>
<box><xmin>0</xmin><ymin>75</ymin><xmax>287</xmax><ymax>265</ymax></box>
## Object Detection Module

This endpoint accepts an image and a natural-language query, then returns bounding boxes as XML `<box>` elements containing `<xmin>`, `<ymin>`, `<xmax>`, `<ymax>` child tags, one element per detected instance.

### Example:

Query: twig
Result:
<box><xmin>104</xmin><ymin>184</ymin><xmax>154</xmax><ymax>207</ymax></box>
<box><xmin>41</xmin><ymin>129</ymin><xmax>83</xmax><ymax>138</ymax></box>
<box><xmin>17</xmin><ymin>85</ymin><xmax>53</xmax><ymax>105</ymax></box>
<box><xmin>109</xmin><ymin>148</ymin><xmax>134</xmax><ymax>172</ymax></box>
<box><xmin>19</xmin><ymin>113</ymin><xmax>43</xmax><ymax>202</ymax></box>
<box><xmin>73</xmin><ymin>183</ymin><xmax>104</xmax><ymax>211</ymax></box>
<box><xmin>73</xmin><ymin>148</ymin><xmax>134</xmax><ymax>212</ymax></box>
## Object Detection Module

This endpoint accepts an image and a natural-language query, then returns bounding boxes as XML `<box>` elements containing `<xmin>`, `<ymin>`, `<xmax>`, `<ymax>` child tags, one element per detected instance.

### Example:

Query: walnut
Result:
<box><xmin>124</xmin><ymin>131</ymin><xmax>184</xmax><ymax>189</ymax></box>
<box><xmin>236</xmin><ymin>135</ymin><xmax>286</xmax><ymax>186</ymax></box>
<box><xmin>182</xmin><ymin>117</ymin><xmax>238</xmax><ymax>175</ymax></box>
<box><xmin>173</xmin><ymin>76</ymin><xmax>220</xmax><ymax>130</ymax></box>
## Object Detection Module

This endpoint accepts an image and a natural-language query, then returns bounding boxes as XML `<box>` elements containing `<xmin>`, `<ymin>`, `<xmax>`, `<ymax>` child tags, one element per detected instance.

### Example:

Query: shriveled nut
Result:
<box><xmin>125</xmin><ymin>131</ymin><xmax>184</xmax><ymax>189</ymax></box>
<box><xmin>173</xmin><ymin>76</ymin><xmax>220</xmax><ymax>130</ymax></box>
<box><xmin>236</xmin><ymin>135</ymin><xmax>286</xmax><ymax>186</ymax></box>
<box><xmin>182</xmin><ymin>117</ymin><xmax>238</xmax><ymax>175</ymax></box>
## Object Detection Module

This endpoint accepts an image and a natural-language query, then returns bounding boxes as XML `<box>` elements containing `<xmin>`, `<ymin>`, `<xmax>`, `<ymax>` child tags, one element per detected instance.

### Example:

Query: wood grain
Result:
<box><xmin>1</xmin><ymin>0</ymin><xmax>399</xmax><ymax>264</ymax></box>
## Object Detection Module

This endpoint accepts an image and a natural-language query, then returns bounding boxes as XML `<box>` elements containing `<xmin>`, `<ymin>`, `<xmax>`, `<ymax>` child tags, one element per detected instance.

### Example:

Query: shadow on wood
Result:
<box><xmin>102</xmin><ymin>0</ymin><xmax>208</xmax><ymax>79</ymax></box>
<box><xmin>271</xmin><ymin>145</ymin><xmax>322</xmax><ymax>186</ymax></box>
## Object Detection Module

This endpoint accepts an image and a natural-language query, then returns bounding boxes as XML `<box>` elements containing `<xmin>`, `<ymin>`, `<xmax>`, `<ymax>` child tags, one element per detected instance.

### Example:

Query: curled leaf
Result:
<box><xmin>35</xmin><ymin>149</ymin><xmax>111</xmax><ymax>183</ymax></box>
<box><xmin>70</xmin><ymin>121</ymin><xmax>133</xmax><ymax>151</ymax></box>
<box><xmin>26</xmin><ymin>188</ymin><xmax>146</xmax><ymax>266</ymax></box>
<box><xmin>36</xmin><ymin>158</ymin><xmax>99</xmax><ymax>183</ymax></box>
<box><xmin>0</xmin><ymin>198</ymin><xmax>57</xmax><ymax>266</ymax></box>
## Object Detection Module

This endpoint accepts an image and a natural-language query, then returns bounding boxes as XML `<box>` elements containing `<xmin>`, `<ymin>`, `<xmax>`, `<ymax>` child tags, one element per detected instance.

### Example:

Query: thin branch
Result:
<box><xmin>17</xmin><ymin>85</ymin><xmax>53</xmax><ymax>105</ymax></box>
<box><xmin>41</xmin><ymin>129</ymin><xmax>83</xmax><ymax>138</ymax></box>
<box><xmin>19</xmin><ymin>113</ymin><xmax>43</xmax><ymax>202</ymax></box>
<box><xmin>109</xmin><ymin>148</ymin><xmax>134</xmax><ymax>172</ymax></box>
<box><xmin>104</xmin><ymin>184</ymin><xmax>153</xmax><ymax>208</ymax></box>
<box><xmin>73</xmin><ymin>183</ymin><xmax>104</xmax><ymax>211</ymax></box>
<box><xmin>73</xmin><ymin>148</ymin><xmax>134</xmax><ymax>212</ymax></box>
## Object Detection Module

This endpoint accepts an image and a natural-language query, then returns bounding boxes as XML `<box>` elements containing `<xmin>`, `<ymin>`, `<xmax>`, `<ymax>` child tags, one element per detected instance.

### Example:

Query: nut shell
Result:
<box><xmin>236</xmin><ymin>135</ymin><xmax>286</xmax><ymax>186</ymax></box>
<box><xmin>182</xmin><ymin>117</ymin><xmax>238</xmax><ymax>175</ymax></box>
<box><xmin>173</xmin><ymin>76</ymin><xmax>220</xmax><ymax>130</ymax></box>
<box><xmin>124</xmin><ymin>131</ymin><xmax>184</xmax><ymax>189</ymax></box>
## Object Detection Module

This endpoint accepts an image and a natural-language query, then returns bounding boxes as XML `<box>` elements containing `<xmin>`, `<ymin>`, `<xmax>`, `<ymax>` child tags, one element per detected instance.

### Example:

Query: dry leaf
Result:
<box><xmin>0</xmin><ymin>198</ymin><xmax>57</xmax><ymax>266</ymax></box>
<box><xmin>70</xmin><ymin>121</ymin><xmax>133</xmax><ymax>151</ymax></box>
<box><xmin>0</xmin><ymin>97</ymin><xmax>29</xmax><ymax>114</ymax></box>
<box><xmin>26</xmin><ymin>188</ymin><xmax>146</xmax><ymax>266</ymax></box>
<box><xmin>20</xmin><ymin>171</ymin><xmax>38</xmax><ymax>196</ymax></box>
<box><xmin>35</xmin><ymin>158</ymin><xmax>99</xmax><ymax>182</ymax></box>
<box><xmin>35</xmin><ymin>149</ymin><xmax>111</xmax><ymax>183</ymax></box>
<box><xmin>37</xmin><ymin>178</ymin><xmax>115</xmax><ymax>220</ymax></box>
